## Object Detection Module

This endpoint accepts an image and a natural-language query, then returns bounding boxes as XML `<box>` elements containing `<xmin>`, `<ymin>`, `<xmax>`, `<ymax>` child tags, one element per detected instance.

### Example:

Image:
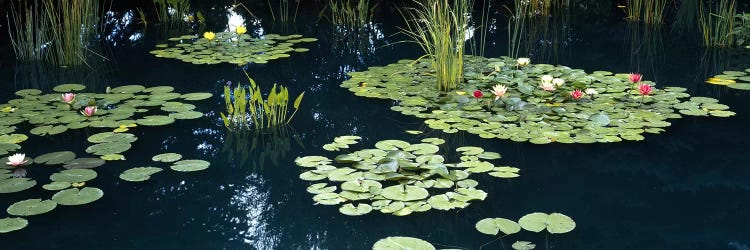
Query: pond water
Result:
<box><xmin>1</xmin><ymin>1</ymin><xmax>749</xmax><ymax>250</ymax></box>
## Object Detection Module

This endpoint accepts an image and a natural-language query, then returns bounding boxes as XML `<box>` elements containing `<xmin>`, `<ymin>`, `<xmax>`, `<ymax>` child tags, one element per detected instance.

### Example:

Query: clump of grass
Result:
<box><xmin>399</xmin><ymin>0</ymin><xmax>473</xmax><ymax>92</ymax></box>
<box><xmin>698</xmin><ymin>0</ymin><xmax>736</xmax><ymax>47</ymax></box>
<box><xmin>625</xmin><ymin>0</ymin><xmax>668</xmax><ymax>24</ymax></box>
<box><xmin>8</xmin><ymin>0</ymin><xmax>101</xmax><ymax>66</ymax></box>
<box><xmin>733</xmin><ymin>13</ymin><xmax>750</xmax><ymax>48</ymax></box>
<box><xmin>221</xmin><ymin>71</ymin><xmax>305</xmax><ymax>130</ymax></box>
<box><xmin>8</xmin><ymin>0</ymin><xmax>51</xmax><ymax>62</ymax></box>
<box><xmin>267</xmin><ymin>0</ymin><xmax>300</xmax><ymax>23</ymax></box>
<box><xmin>328</xmin><ymin>0</ymin><xmax>375</xmax><ymax>29</ymax></box>
<box><xmin>153</xmin><ymin>0</ymin><xmax>190</xmax><ymax>24</ymax></box>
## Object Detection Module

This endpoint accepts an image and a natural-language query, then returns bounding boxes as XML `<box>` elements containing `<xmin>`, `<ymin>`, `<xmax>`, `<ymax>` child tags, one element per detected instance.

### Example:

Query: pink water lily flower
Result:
<box><xmin>6</xmin><ymin>153</ymin><xmax>28</xmax><ymax>167</ymax></box>
<box><xmin>570</xmin><ymin>89</ymin><xmax>584</xmax><ymax>100</ymax></box>
<box><xmin>81</xmin><ymin>106</ymin><xmax>97</xmax><ymax>117</ymax></box>
<box><xmin>61</xmin><ymin>93</ymin><xmax>76</xmax><ymax>103</ymax></box>
<box><xmin>629</xmin><ymin>73</ymin><xmax>643</xmax><ymax>83</ymax></box>
<box><xmin>490</xmin><ymin>84</ymin><xmax>508</xmax><ymax>100</ymax></box>
<box><xmin>638</xmin><ymin>83</ymin><xmax>653</xmax><ymax>95</ymax></box>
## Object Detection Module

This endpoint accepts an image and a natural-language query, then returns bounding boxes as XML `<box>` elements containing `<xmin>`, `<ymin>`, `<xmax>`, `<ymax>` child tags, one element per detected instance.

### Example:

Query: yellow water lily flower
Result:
<box><xmin>705</xmin><ymin>77</ymin><xmax>735</xmax><ymax>85</ymax></box>
<box><xmin>456</xmin><ymin>91</ymin><xmax>466</xmax><ymax>95</ymax></box>
<box><xmin>203</xmin><ymin>31</ymin><xmax>216</xmax><ymax>41</ymax></box>
<box><xmin>1</xmin><ymin>106</ymin><xmax>15</xmax><ymax>112</ymax></box>
<box><xmin>236</xmin><ymin>26</ymin><xmax>247</xmax><ymax>35</ymax></box>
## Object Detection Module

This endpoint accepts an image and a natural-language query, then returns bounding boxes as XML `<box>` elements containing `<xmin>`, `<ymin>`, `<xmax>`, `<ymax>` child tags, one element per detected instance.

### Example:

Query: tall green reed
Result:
<box><xmin>625</xmin><ymin>0</ymin><xmax>668</xmax><ymax>24</ymax></box>
<box><xmin>44</xmin><ymin>0</ymin><xmax>101</xmax><ymax>67</ymax></box>
<box><xmin>8</xmin><ymin>0</ymin><xmax>52</xmax><ymax>62</ymax></box>
<box><xmin>221</xmin><ymin>71</ymin><xmax>305</xmax><ymax>131</ymax></box>
<box><xmin>399</xmin><ymin>0</ymin><xmax>473</xmax><ymax>92</ymax></box>
<box><xmin>328</xmin><ymin>0</ymin><xmax>374</xmax><ymax>28</ymax></box>
<box><xmin>698</xmin><ymin>0</ymin><xmax>736</xmax><ymax>47</ymax></box>
<box><xmin>267</xmin><ymin>0</ymin><xmax>300</xmax><ymax>23</ymax></box>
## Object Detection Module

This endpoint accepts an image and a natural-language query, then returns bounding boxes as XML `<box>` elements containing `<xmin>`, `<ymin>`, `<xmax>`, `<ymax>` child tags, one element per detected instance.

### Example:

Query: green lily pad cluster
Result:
<box><xmin>294</xmin><ymin>135</ymin><xmax>519</xmax><ymax>216</ymax></box>
<box><xmin>150</xmin><ymin>33</ymin><xmax>317</xmax><ymax>65</ymax></box>
<box><xmin>341</xmin><ymin>56</ymin><xmax>735</xmax><ymax>144</ymax></box>
<box><xmin>119</xmin><ymin>152</ymin><xmax>209</xmax><ymax>182</ymax></box>
<box><xmin>0</xmin><ymin>84</ymin><xmax>209</xmax><ymax>151</ymax></box>
<box><xmin>372</xmin><ymin>212</ymin><xmax>575</xmax><ymax>250</ymax></box>
<box><xmin>706</xmin><ymin>69</ymin><xmax>750</xmax><ymax>90</ymax></box>
<box><xmin>0</xmin><ymin>159</ymin><xmax>104</xmax><ymax>233</ymax></box>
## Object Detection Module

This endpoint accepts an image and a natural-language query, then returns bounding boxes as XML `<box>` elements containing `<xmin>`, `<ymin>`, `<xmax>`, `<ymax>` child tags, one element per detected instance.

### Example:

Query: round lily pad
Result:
<box><xmin>0</xmin><ymin>178</ymin><xmax>36</xmax><ymax>193</ymax></box>
<box><xmin>0</xmin><ymin>217</ymin><xmax>28</xmax><ymax>233</ymax></box>
<box><xmin>170</xmin><ymin>159</ymin><xmax>210</xmax><ymax>172</ymax></box>
<box><xmin>42</xmin><ymin>181</ymin><xmax>71</xmax><ymax>191</ymax></box>
<box><xmin>381</xmin><ymin>185</ymin><xmax>429</xmax><ymax>201</ymax></box>
<box><xmin>51</xmin><ymin>187</ymin><xmax>104</xmax><ymax>206</ymax></box>
<box><xmin>476</xmin><ymin>218</ymin><xmax>521</xmax><ymax>235</ymax></box>
<box><xmin>518</xmin><ymin>212</ymin><xmax>575</xmax><ymax>234</ymax></box>
<box><xmin>34</xmin><ymin>151</ymin><xmax>76</xmax><ymax>165</ymax></box>
<box><xmin>181</xmin><ymin>93</ymin><xmax>213</xmax><ymax>100</ymax></box>
<box><xmin>50</xmin><ymin>169</ymin><xmax>97</xmax><ymax>183</ymax></box>
<box><xmin>136</xmin><ymin>115</ymin><xmax>175</xmax><ymax>126</ymax></box>
<box><xmin>7</xmin><ymin>199</ymin><xmax>57</xmax><ymax>216</ymax></box>
<box><xmin>512</xmin><ymin>241</ymin><xmax>536</xmax><ymax>250</ymax></box>
<box><xmin>85</xmin><ymin>142</ymin><xmax>132</xmax><ymax>156</ymax></box>
<box><xmin>152</xmin><ymin>153</ymin><xmax>183</xmax><ymax>163</ymax></box>
<box><xmin>53</xmin><ymin>84</ymin><xmax>86</xmax><ymax>92</ymax></box>
<box><xmin>119</xmin><ymin>167</ymin><xmax>163</xmax><ymax>182</ymax></box>
<box><xmin>338</xmin><ymin>203</ymin><xmax>373</xmax><ymax>216</ymax></box>
<box><xmin>372</xmin><ymin>236</ymin><xmax>435</xmax><ymax>250</ymax></box>
<box><xmin>63</xmin><ymin>158</ymin><xmax>105</xmax><ymax>169</ymax></box>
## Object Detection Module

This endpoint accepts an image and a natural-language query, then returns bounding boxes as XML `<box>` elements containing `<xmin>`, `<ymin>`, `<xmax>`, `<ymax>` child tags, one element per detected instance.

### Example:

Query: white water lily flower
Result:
<box><xmin>490</xmin><ymin>84</ymin><xmax>508</xmax><ymax>100</ymax></box>
<box><xmin>517</xmin><ymin>57</ymin><xmax>530</xmax><ymax>66</ymax></box>
<box><xmin>541</xmin><ymin>75</ymin><xmax>553</xmax><ymax>84</ymax></box>
<box><xmin>6</xmin><ymin>153</ymin><xmax>28</xmax><ymax>167</ymax></box>
<box><xmin>585</xmin><ymin>88</ymin><xmax>598</xmax><ymax>96</ymax></box>
<box><xmin>552</xmin><ymin>78</ymin><xmax>564</xmax><ymax>87</ymax></box>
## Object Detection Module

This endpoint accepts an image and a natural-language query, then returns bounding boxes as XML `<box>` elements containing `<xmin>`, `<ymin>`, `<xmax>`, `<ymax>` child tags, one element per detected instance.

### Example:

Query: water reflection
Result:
<box><xmin>13</xmin><ymin>61</ymin><xmax>113</xmax><ymax>93</ymax></box>
<box><xmin>221</xmin><ymin>128</ymin><xmax>301</xmax><ymax>170</ymax></box>
<box><xmin>224</xmin><ymin>174</ymin><xmax>279</xmax><ymax>248</ymax></box>
<box><xmin>628</xmin><ymin>23</ymin><xmax>664</xmax><ymax>81</ymax></box>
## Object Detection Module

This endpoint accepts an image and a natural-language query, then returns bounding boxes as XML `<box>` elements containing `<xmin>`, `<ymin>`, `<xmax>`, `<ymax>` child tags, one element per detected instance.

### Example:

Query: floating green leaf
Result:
<box><xmin>0</xmin><ymin>217</ymin><xmax>28</xmax><ymax>233</ymax></box>
<box><xmin>6</xmin><ymin>199</ymin><xmax>57</xmax><ymax>216</ymax></box>
<box><xmin>34</xmin><ymin>151</ymin><xmax>76</xmax><ymax>165</ymax></box>
<box><xmin>119</xmin><ymin>167</ymin><xmax>163</xmax><ymax>182</ymax></box>
<box><xmin>51</xmin><ymin>187</ymin><xmax>104</xmax><ymax>206</ymax></box>
<box><xmin>152</xmin><ymin>153</ymin><xmax>183</xmax><ymax>162</ymax></box>
<box><xmin>63</xmin><ymin>158</ymin><xmax>105</xmax><ymax>169</ymax></box>
<box><xmin>170</xmin><ymin>159</ymin><xmax>210</xmax><ymax>172</ymax></box>
<box><xmin>50</xmin><ymin>169</ymin><xmax>97</xmax><ymax>183</ymax></box>
<box><xmin>476</xmin><ymin>218</ymin><xmax>521</xmax><ymax>235</ymax></box>
<box><xmin>0</xmin><ymin>178</ymin><xmax>36</xmax><ymax>193</ymax></box>
<box><xmin>372</xmin><ymin>236</ymin><xmax>435</xmax><ymax>250</ymax></box>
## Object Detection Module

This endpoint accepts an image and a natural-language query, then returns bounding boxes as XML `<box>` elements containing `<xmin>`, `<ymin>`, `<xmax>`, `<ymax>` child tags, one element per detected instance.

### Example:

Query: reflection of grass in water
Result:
<box><xmin>399</xmin><ymin>0</ymin><xmax>472</xmax><ymax>92</ymax></box>
<box><xmin>222</xmin><ymin>128</ymin><xmax>302</xmax><ymax>170</ymax></box>
<box><xmin>13</xmin><ymin>61</ymin><xmax>112</xmax><ymax>93</ymax></box>
<box><xmin>267</xmin><ymin>0</ymin><xmax>300</xmax><ymax>23</ymax></box>
<box><xmin>628</xmin><ymin>23</ymin><xmax>664</xmax><ymax>81</ymax></box>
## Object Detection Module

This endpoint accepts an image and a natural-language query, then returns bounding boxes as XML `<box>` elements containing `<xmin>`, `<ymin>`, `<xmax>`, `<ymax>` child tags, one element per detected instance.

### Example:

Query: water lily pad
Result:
<box><xmin>63</xmin><ymin>158</ymin><xmax>105</xmax><ymax>169</ymax></box>
<box><xmin>381</xmin><ymin>185</ymin><xmax>429</xmax><ymax>201</ymax></box>
<box><xmin>42</xmin><ymin>181</ymin><xmax>71</xmax><ymax>191</ymax></box>
<box><xmin>136</xmin><ymin>115</ymin><xmax>175</xmax><ymax>126</ymax></box>
<box><xmin>119</xmin><ymin>167</ymin><xmax>163</xmax><ymax>182</ymax></box>
<box><xmin>51</xmin><ymin>187</ymin><xmax>104</xmax><ymax>206</ymax></box>
<box><xmin>372</xmin><ymin>236</ymin><xmax>435</xmax><ymax>250</ymax></box>
<box><xmin>53</xmin><ymin>84</ymin><xmax>86</xmax><ymax>92</ymax></box>
<box><xmin>152</xmin><ymin>153</ymin><xmax>183</xmax><ymax>162</ymax></box>
<box><xmin>100</xmin><ymin>154</ymin><xmax>125</xmax><ymax>161</ymax></box>
<box><xmin>375</xmin><ymin>140</ymin><xmax>411</xmax><ymax>150</ymax></box>
<box><xmin>0</xmin><ymin>217</ymin><xmax>28</xmax><ymax>233</ymax></box>
<box><xmin>338</xmin><ymin>203</ymin><xmax>373</xmax><ymax>216</ymax></box>
<box><xmin>34</xmin><ymin>151</ymin><xmax>76</xmax><ymax>165</ymax></box>
<box><xmin>6</xmin><ymin>199</ymin><xmax>57</xmax><ymax>216</ymax></box>
<box><xmin>727</xmin><ymin>83</ymin><xmax>750</xmax><ymax>90</ymax></box>
<box><xmin>512</xmin><ymin>241</ymin><xmax>536</xmax><ymax>250</ymax></box>
<box><xmin>0</xmin><ymin>178</ymin><xmax>36</xmax><ymax>193</ymax></box>
<box><xmin>85</xmin><ymin>142</ymin><xmax>132</xmax><ymax>155</ymax></box>
<box><xmin>518</xmin><ymin>212</ymin><xmax>575</xmax><ymax>234</ymax></box>
<box><xmin>181</xmin><ymin>93</ymin><xmax>213</xmax><ymax>100</ymax></box>
<box><xmin>50</xmin><ymin>169</ymin><xmax>97</xmax><ymax>183</ymax></box>
<box><xmin>170</xmin><ymin>159</ymin><xmax>210</xmax><ymax>172</ymax></box>
<box><xmin>476</xmin><ymin>218</ymin><xmax>521</xmax><ymax>235</ymax></box>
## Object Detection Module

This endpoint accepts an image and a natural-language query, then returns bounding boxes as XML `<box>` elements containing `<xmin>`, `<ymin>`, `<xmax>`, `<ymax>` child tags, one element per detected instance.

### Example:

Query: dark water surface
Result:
<box><xmin>1</xmin><ymin>2</ymin><xmax>749</xmax><ymax>250</ymax></box>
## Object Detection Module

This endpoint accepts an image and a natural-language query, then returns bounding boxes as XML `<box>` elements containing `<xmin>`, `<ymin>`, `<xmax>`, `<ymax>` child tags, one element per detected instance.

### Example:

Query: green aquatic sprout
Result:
<box><xmin>221</xmin><ymin>71</ymin><xmax>304</xmax><ymax>130</ymax></box>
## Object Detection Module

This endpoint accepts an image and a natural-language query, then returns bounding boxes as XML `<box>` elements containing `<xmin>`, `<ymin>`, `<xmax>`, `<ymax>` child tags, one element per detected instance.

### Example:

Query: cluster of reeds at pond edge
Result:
<box><xmin>399</xmin><ymin>0</ymin><xmax>472</xmax><ymax>92</ymax></box>
<box><xmin>221</xmin><ymin>71</ymin><xmax>305</xmax><ymax>131</ymax></box>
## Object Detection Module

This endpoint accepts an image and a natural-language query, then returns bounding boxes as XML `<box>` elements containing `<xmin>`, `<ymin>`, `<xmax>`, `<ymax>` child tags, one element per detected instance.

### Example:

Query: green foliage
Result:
<box><xmin>399</xmin><ymin>0</ymin><xmax>472</xmax><ymax>92</ymax></box>
<box><xmin>153</xmin><ymin>0</ymin><xmax>190</xmax><ymax>24</ymax></box>
<box><xmin>267</xmin><ymin>0</ymin><xmax>300</xmax><ymax>23</ymax></box>
<box><xmin>221</xmin><ymin>72</ymin><xmax>304</xmax><ymax>130</ymax></box>
<box><xmin>8</xmin><ymin>0</ymin><xmax>100</xmax><ymax>66</ymax></box>
<box><xmin>625</xmin><ymin>0</ymin><xmax>668</xmax><ymax>24</ymax></box>
<box><xmin>327</xmin><ymin>0</ymin><xmax>375</xmax><ymax>28</ymax></box>
<box><xmin>733</xmin><ymin>13</ymin><xmax>750</xmax><ymax>48</ymax></box>
<box><xmin>698</xmin><ymin>0</ymin><xmax>737</xmax><ymax>47</ymax></box>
